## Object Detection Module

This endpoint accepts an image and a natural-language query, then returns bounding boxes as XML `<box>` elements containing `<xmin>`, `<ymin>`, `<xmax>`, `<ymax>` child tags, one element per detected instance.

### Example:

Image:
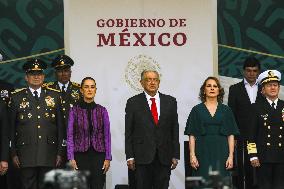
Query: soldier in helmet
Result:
<box><xmin>9</xmin><ymin>59</ymin><xmax>64</xmax><ymax>189</ymax></box>
<box><xmin>247</xmin><ymin>70</ymin><xmax>284</xmax><ymax>189</ymax></box>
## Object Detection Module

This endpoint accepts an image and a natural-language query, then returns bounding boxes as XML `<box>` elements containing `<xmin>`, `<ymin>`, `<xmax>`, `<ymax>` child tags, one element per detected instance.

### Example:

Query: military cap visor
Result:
<box><xmin>23</xmin><ymin>59</ymin><xmax>47</xmax><ymax>73</ymax></box>
<box><xmin>52</xmin><ymin>55</ymin><xmax>74</xmax><ymax>69</ymax></box>
<box><xmin>26</xmin><ymin>70</ymin><xmax>44</xmax><ymax>75</ymax></box>
<box><xmin>54</xmin><ymin>64</ymin><xmax>71</xmax><ymax>70</ymax></box>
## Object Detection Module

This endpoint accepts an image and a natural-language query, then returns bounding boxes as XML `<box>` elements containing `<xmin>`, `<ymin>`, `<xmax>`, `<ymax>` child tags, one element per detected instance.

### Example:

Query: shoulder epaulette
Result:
<box><xmin>71</xmin><ymin>82</ymin><xmax>81</xmax><ymax>88</ymax></box>
<box><xmin>45</xmin><ymin>87</ymin><xmax>60</xmax><ymax>92</ymax></box>
<box><xmin>11</xmin><ymin>88</ymin><xmax>26</xmax><ymax>94</ymax></box>
<box><xmin>42</xmin><ymin>82</ymin><xmax>54</xmax><ymax>88</ymax></box>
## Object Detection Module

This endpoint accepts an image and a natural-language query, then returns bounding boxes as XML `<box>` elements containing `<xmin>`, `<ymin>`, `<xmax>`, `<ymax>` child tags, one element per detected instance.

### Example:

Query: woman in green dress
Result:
<box><xmin>184</xmin><ymin>77</ymin><xmax>239</xmax><ymax>184</ymax></box>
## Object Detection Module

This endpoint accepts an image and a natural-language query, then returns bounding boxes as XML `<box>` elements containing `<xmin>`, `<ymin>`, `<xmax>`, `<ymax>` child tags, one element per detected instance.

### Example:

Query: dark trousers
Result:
<box><xmin>135</xmin><ymin>153</ymin><xmax>171</xmax><ymax>189</ymax></box>
<box><xmin>20</xmin><ymin>167</ymin><xmax>52</xmax><ymax>189</ymax></box>
<box><xmin>257</xmin><ymin>163</ymin><xmax>284</xmax><ymax>189</ymax></box>
<box><xmin>7</xmin><ymin>158</ymin><xmax>21</xmax><ymax>189</ymax></box>
<box><xmin>75</xmin><ymin>148</ymin><xmax>106</xmax><ymax>189</ymax></box>
<box><xmin>0</xmin><ymin>174</ymin><xmax>7</xmax><ymax>189</ymax></box>
<box><xmin>128</xmin><ymin>169</ymin><xmax>136</xmax><ymax>189</ymax></box>
<box><xmin>233</xmin><ymin>140</ymin><xmax>257</xmax><ymax>189</ymax></box>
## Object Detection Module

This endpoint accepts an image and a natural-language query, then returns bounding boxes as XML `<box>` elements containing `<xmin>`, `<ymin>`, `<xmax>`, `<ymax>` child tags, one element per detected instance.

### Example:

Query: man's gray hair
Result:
<box><xmin>140</xmin><ymin>69</ymin><xmax>160</xmax><ymax>80</ymax></box>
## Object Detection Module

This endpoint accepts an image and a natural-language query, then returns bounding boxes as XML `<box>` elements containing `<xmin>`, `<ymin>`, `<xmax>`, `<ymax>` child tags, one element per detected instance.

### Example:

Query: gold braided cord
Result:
<box><xmin>247</xmin><ymin>142</ymin><xmax>257</xmax><ymax>154</ymax></box>
<box><xmin>0</xmin><ymin>48</ymin><xmax>65</xmax><ymax>64</ymax></box>
<box><xmin>218</xmin><ymin>44</ymin><xmax>284</xmax><ymax>59</ymax></box>
<box><xmin>261</xmin><ymin>77</ymin><xmax>279</xmax><ymax>84</ymax></box>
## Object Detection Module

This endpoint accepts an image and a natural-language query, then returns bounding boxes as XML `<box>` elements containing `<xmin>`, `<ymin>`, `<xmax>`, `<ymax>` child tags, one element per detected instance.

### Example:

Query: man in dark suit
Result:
<box><xmin>228</xmin><ymin>57</ymin><xmax>261</xmax><ymax>189</ymax></box>
<box><xmin>125</xmin><ymin>70</ymin><xmax>180</xmax><ymax>189</ymax></box>
<box><xmin>0</xmin><ymin>81</ymin><xmax>14</xmax><ymax>189</ymax></box>
<box><xmin>247</xmin><ymin>70</ymin><xmax>284</xmax><ymax>189</ymax></box>
<box><xmin>9</xmin><ymin>59</ymin><xmax>64</xmax><ymax>189</ymax></box>
<box><xmin>0</xmin><ymin>99</ymin><xmax>9</xmax><ymax>175</ymax></box>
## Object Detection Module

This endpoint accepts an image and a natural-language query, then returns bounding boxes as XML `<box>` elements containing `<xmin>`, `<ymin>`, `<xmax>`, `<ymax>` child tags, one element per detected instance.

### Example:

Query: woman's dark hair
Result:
<box><xmin>81</xmin><ymin>77</ymin><xmax>96</xmax><ymax>88</ymax></box>
<box><xmin>199</xmin><ymin>76</ymin><xmax>224</xmax><ymax>103</ymax></box>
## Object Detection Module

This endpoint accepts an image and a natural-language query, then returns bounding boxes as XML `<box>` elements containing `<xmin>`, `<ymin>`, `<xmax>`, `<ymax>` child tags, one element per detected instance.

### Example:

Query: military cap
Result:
<box><xmin>51</xmin><ymin>55</ymin><xmax>74</xmax><ymax>70</ymax></box>
<box><xmin>23</xmin><ymin>59</ymin><xmax>47</xmax><ymax>73</ymax></box>
<box><xmin>258</xmin><ymin>70</ymin><xmax>281</xmax><ymax>85</ymax></box>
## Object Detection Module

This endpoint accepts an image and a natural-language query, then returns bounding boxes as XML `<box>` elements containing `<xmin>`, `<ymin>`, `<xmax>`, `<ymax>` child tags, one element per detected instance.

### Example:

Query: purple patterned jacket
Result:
<box><xmin>67</xmin><ymin>103</ymin><xmax>111</xmax><ymax>160</ymax></box>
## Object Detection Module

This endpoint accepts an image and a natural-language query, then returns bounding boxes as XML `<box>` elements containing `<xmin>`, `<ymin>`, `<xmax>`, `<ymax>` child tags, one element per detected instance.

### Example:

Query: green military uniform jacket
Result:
<box><xmin>10</xmin><ymin>87</ymin><xmax>64</xmax><ymax>167</ymax></box>
<box><xmin>43</xmin><ymin>81</ymin><xmax>80</xmax><ymax>124</ymax></box>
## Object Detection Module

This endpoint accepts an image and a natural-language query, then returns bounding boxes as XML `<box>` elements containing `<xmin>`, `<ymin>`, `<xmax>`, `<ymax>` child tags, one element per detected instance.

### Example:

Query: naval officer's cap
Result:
<box><xmin>258</xmin><ymin>70</ymin><xmax>281</xmax><ymax>85</ymax></box>
<box><xmin>23</xmin><ymin>59</ymin><xmax>47</xmax><ymax>74</ymax></box>
<box><xmin>51</xmin><ymin>55</ymin><xmax>74</xmax><ymax>70</ymax></box>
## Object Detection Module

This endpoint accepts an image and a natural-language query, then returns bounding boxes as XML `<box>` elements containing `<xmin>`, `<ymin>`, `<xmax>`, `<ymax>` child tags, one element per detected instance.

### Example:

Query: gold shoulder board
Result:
<box><xmin>72</xmin><ymin>82</ymin><xmax>81</xmax><ymax>88</ymax></box>
<box><xmin>42</xmin><ymin>82</ymin><xmax>54</xmax><ymax>88</ymax></box>
<box><xmin>46</xmin><ymin>87</ymin><xmax>60</xmax><ymax>92</ymax></box>
<box><xmin>11</xmin><ymin>88</ymin><xmax>26</xmax><ymax>94</ymax></box>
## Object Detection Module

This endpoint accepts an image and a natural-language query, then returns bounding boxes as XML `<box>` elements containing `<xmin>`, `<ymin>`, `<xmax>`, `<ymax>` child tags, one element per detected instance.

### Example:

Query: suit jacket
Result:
<box><xmin>247</xmin><ymin>98</ymin><xmax>284</xmax><ymax>163</ymax></box>
<box><xmin>125</xmin><ymin>92</ymin><xmax>180</xmax><ymax>165</ymax></box>
<box><xmin>0</xmin><ymin>100</ymin><xmax>9</xmax><ymax>161</ymax></box>
<box><xmin>9</xmin><ymin>87</ymin><xmax>64</xmax><ymax>167</ymax></box>
<box><xmin>228</xmin><ymin>80</ymin><xmax>263</xmax><ymax>138</ymax></box>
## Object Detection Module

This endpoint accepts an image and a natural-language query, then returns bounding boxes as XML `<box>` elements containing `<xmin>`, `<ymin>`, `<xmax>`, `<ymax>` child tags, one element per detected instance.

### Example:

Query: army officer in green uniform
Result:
<box><xmin>247</xmin><ymin>70</ymin><xmax>284</xmax><ymax>189</ymax></box>
<box><xmin>44</xmin><ymin>55</ymin><xmax>80</xmax><ymax>123</ymax></box>
<box><xmin>9</xmin><ymin>59</ymin><xmax>64</xmax><ymax>189</ymax></box>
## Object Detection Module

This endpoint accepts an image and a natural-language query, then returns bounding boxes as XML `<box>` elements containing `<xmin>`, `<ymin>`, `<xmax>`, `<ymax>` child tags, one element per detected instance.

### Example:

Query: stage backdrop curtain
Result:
<box><xmin>64</xmin><ymin>0</ymin><xmax>217</xmax><ymax>188</ymax></box>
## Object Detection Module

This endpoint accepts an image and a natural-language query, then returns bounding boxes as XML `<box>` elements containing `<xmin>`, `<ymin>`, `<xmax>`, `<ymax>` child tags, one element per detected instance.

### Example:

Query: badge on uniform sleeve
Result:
<box><xmin>45</xmin><ymin>96</ymin><xmax>55</xmax><ymax>107</ymax></box>
<box><xmin>1</xmin><ymin>90</ymin><xmax>9</xmax><ymax>98</ymax></box>
<box><xmin>71</xmin><ymin>90</ymin><xmax>80</xmax><ymax>100</ymax></box>
<box><xmin>20</xmin><ymin>98</ymin><xmax>29</xmax><ymax>109</ymax></box>
<box><xmin>282</xmin><ymin>108</ymin><xmax>284</xmax><ymax>122</ymax></box>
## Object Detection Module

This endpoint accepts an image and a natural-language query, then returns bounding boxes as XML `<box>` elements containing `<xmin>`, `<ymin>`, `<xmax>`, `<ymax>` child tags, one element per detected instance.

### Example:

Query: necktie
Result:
<box><xmin>61</xmin><ymin>85</ymin><xmax>66</xmax><ymax>92</ymax></box>
<box><xmin>33</xmin><ymin>90</ymin><xmax>39</xmax><ymax>101</ymax></box>
<box><xmin>272</xmin><ymin>102</ymin><xmax>276</xmax><ymax>109</ymax></box>
<box><xmin>150</xmin><ymin>98</ymin><xmax>158</xmax><ymax>125</ymax></box>
<box><xmin>61</xmin><ymin>85</ymin><xmax>66</xmax><ymax>96</ymax></box>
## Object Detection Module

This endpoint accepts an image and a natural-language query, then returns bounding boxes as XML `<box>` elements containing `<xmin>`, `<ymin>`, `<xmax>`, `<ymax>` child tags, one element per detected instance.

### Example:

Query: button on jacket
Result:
<box><xmin>9</xmin><ymin>87</ymin><xmax>64</xmax><ymax>167</ymax></box>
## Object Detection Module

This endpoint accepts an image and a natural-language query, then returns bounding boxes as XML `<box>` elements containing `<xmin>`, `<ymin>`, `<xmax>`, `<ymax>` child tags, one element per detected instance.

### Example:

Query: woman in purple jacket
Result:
<box><xmin>67</xmin><ymin>77</ymin><xmax>111</xmax><ymax>189</ymax></box>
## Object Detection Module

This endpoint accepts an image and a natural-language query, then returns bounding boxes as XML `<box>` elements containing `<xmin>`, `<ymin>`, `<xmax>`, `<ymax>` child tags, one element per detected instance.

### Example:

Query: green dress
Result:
<box><xmin>184</xmin><ymin>103</ymin><xmax>239</xmax><ymax>180</ymax></box>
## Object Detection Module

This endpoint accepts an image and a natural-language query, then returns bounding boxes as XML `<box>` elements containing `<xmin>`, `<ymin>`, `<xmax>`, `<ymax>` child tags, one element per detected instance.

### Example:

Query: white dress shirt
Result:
<box><xmin>29</xmin><ymin>87</ymin><xmax>41</xmax><ymax>98</ymax></box>
<box><xmin>58</xmin><ymin>81</ymin><xmax>69</xmax><ymax>92</ymax></box>
<box><xmin>144</xmin><ymin>91</ymin><xmax>160</xmax><ymax>118</ymax></box>
<box><xmin>266</xmin><ymin>98</ymin><xmax>278</xmax><ymax>109</ymax></box>
<box><xmin>244</xmin><ymin>79</ymin><xmax>258</xmax><ymax>104</ymax></box>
